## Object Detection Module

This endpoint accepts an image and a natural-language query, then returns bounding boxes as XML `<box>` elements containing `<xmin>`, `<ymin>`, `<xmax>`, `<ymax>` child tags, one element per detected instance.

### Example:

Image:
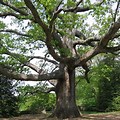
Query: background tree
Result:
<box><xmin>18</xmin><ymin>82</ymin><xmax>55</xmax><ymax>114</ymax></box>
<box><xmin>76</xmin><ymin>55</ymin><xmax>120</xmax><ymax>112</ymax></box>
<box><xmin>96</xmin><ymin>55</ymin><xmax>120</xmax><ymax>112</ymax></box>
<box><xmin>0</xmin><ymin>75</ymin><xmax>19</xmax><ymax>117</ymax></box>
<box><xmin>0</xmin><ymin>0</ymin><xmax>120</xmax><ymax>119</ymax></box>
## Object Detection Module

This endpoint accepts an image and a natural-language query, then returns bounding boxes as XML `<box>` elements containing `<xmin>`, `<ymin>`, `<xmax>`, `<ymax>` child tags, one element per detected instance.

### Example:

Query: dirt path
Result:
<box><xmin>0</xmin><ymin>112</ymin><xmax>120</xmax><ymax>120</ymax></box>
<box><xmin>82</xmin><ymin>112</ymin><xmax>120</xmax><ymax>120</ymax></box>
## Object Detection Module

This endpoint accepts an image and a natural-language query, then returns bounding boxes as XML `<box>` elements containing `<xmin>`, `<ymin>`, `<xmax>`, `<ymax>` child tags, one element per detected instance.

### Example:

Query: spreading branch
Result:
<box><xmin>0</xmin><ymin>47</ymin><xmax>58</xmax><ymax>72</ymax></box>
<box><xmin>0</xmin><ymin>44</ymin><xmax>58</xmax><ymax>66</ymax></box>
<box><xmin>113</xmin><ymin>33</ymin><xmax>120</xmax><ymax>39</ymax></box>
<box><xmin>99</xmin><ymin>17</ymin><xmax>120</xmax><ymax>47</ymax></box>
<box><xmin>0</xmin><ymin>65</ymin><xmax>61</xmax><ymax>81</ymax></box>
<box><xmin>73</xmin><ymin>37</ymin><xmax>100</xmax><ymax>47</ymax></box>
<box><xmin>103</xmin><ymin>45</ymin><xmax>120</xmax><ymax>54</ymax></box>
<box><xmin>0</xmin><ymin>29</ymin><xmax>31</xmax><ymax>37</ymax></box>
<box><xmin>63</xmin><ymin>0</ymin><xmax>104</xmax><ymax>13</ymax></box>
<box><xmin>0</xmin><ymin>0</ymin><xmax>28</xmax><ymax>16</ymax></box>
<box><xmin>24</xmin><ymin>62</ymin><xmax>41</xmax><ymax>73</ymax></box>
<box><xmin>72</xmin><ymin>29</ymin><xmax>100</xmax><ymax>47</ymax></box>
<box><xmin>75</xmin><ymin>47</ymin><xmax>99</xmax><ymax>67</ymax></box>
<box><xmin>27</xmin><ymin>55</ymin><xmax>58</xmax><ymax>65</ymax></box>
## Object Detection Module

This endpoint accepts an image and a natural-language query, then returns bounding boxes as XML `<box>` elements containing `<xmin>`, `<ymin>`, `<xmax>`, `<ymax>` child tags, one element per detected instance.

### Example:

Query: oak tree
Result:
<box><xmin>0</xmin><ymin>0</ymin><xmax>120</xmax><ymax>118</ymax></box>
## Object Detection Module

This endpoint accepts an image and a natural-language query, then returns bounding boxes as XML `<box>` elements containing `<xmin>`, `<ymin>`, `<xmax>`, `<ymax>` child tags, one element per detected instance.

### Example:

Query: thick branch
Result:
<box><xmin>0</xmin><ymin>45</ymin><xmax>58</xmax><ymax>66</ymax></box>
<box><xmin>103</xmin><ymin>45</ymin><xmax>120</xmax><ymax>54</ymax></box>
<box><xmin>24</xmin><ymin>62</ymin><xmax>40</xmax><ymax>73</ymax></box>
<box><xmin>64</xmin><ymin>6</ymin><xmax>90</xmax><ymax>13</ymax></box>
<box><xmin>75</xmin><ymin>47</ymin><xmax>99</xmax><ymax>67</ymax></box>
<box><xmin>46</xmin><ymin>37</ymin><xmax>73</xmax><ymax>63</ymax></box>
<box><xmin>99</xmin><ymin>17</ymin><xmax>120</xmax><ymax>47</ymax></box>
<box><xmin>73</xmin><ymin>37</ymin><xmax>100</xmax><ymax>47</ymax></box>
<box><xmin>50</xmin><ymin>0</ymin><xmax>63</xmax><ymax>28</ymax></box>
<box><xmin>24</xmin><ymin>0</ymin><xmax>48</xmax><ymax>32</ymax></box>
<box><xmin>28</xmin><ymin>55</ymin><xmax>58</xmax><ymax>65</ymax></box>
<box><xmin>50</xmin><ymin>9</ymin><xmax>62</xmax><ymax>29</ymax></box>
<box><xmin>52</xmin><ymin>32</ymin><xmax>65</xmax><ymax>48</ymax></box>
<box><xmin>0</xmin><ymin>65</ymin><xmax>61</xmax><ymax>81</ymax></box>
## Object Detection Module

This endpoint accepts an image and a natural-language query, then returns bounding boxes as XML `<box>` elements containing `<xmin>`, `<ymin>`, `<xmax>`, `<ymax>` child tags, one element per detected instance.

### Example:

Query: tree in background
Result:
<box><xmin>0</xmin><ymin>0</ymin><xmax>120</xmax><ymax>118</ymax></box>
<box><xmin>96</xmin><ymin>55</ymin><xmax>120</xmax><ymax>112</ymax></box>
<box><xmin>76</xmin><ymin>55</ymin><xmax>120</xmax><ymax>112</ymax></box>
<box><xmin>18</xmin><ymin>82</ymin><xmax>55</xmax><ymax>114</ymax></box>
<box><xmin>0</xmin><ymin>75</ymin><xmax>19</xmax><ymax>117</ymax></box>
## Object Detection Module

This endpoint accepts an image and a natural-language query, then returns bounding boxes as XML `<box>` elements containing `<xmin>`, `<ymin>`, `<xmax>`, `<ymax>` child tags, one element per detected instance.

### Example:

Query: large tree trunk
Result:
<box><xmin>51</xmin><ymin>66</ymin><xmax>81</xmax><ymax>119</ymax></box>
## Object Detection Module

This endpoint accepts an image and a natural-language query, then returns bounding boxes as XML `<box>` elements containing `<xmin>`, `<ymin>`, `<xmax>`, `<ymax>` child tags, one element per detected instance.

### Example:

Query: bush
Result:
<box><xmin>76</xmin><ymin>77</ymin><xmax>98</xmax><ymax>111</ymax></box>
<box><xmin>96</xmin><ymin>56</ymin><xmax>120</xmax><ymax>112</ymax></box>
<box><xmin>107</xmin><ymin>96</ymin><xmax>120</xmax><ymax>111</ymax></box>
<box><xmin>0</xmin><ymin>76</ymin><xmax>19</xmax><ymax>117</ymax></box>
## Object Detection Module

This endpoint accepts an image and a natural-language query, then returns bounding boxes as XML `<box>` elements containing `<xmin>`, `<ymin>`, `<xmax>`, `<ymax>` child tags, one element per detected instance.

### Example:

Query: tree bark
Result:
<box><xmin>51</xmin><ymin>65</ymin><xmax>81</xmax><ymax>119</ymax></box>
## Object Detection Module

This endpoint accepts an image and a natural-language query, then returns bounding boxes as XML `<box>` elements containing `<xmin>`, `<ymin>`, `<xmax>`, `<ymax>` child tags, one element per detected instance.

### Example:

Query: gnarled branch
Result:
<box><xmin>99</xmin><ymin>17</ymin><xmax>120</xmax><ymax>47</ymax></box>
<box><xmin>73</xmin><ymin>37</ymin><xmax>100</xmax><ymax>47</ymax></box>
<box><xmin>0</xmin><ymin>65</ymin><xmax>61</xmax><ymax>81</ymax></box>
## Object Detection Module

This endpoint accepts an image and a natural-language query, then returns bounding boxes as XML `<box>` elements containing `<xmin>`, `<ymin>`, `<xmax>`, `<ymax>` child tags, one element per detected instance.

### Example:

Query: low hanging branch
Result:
<box><xmin>0</xmin><ymin>65</ymin><xmax>61</xmax><ymax>81</ymax></box>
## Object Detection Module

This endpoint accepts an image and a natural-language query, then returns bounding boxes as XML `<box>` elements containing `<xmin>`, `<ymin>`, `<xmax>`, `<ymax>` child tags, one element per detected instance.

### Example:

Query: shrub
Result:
<box><xmin>0</xmin><ymin>76</ymin><xmax>19</xmax><ymax>117</ymax></box>
<box><xmin>107</xmin><ymin>96</ymin><xmax>120</xmax><ymax>111</ymax></box>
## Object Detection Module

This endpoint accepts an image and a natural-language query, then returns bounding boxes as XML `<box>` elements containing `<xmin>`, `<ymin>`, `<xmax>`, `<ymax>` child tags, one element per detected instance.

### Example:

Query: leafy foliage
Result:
<box><xmin>0</xmin><ymin>76</ymin><xmax>19</xmax><ymax>117</ymax></box>
<box><xmin>18</xmin><ymin>83</ymin><xmax>55</xmax><ymax>113</ymax></box>
<box><xmin>96</xmin><ymin>55</ymin><xmax>120</xmax><ymax>112</ymax></box>
<box><xmin>76</xmin><ymin>55</ymin><xmax>120</xmax><ymax>112</ymax></box>
<box><xmin>76</xmin><ymin>76</ymin><xmax>98</xmax><ymax>111</ymax></box>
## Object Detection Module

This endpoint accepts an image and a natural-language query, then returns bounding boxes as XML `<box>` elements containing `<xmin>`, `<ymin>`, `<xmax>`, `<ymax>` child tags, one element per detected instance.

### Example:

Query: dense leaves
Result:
<box><xmin>76</xmin><ymin>55</ymin><xmax>120</xmax><ymax>112</ymax></box>
<box><xmin>97</xmin><ymin>55</ymin><xmax>120</xmax><ymax>112</ymax></box>
<box><xmin>18</xmin><ymin>82</ymin><xmax>55</xmax><ymax>113</ymax></box>
<box><xmin>0</xmin><ymin>76</ymin><xmax>19</xmax><ymax>117</ymax></box>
